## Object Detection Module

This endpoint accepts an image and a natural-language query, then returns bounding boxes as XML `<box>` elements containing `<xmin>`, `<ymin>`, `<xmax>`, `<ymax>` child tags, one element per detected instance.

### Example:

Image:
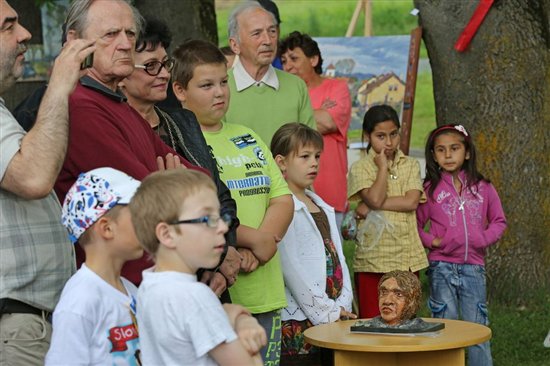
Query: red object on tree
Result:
<box><xmin>454</xmin><ymin>0</ymin><xmax>495</xmax><ymax>52</ymax></box>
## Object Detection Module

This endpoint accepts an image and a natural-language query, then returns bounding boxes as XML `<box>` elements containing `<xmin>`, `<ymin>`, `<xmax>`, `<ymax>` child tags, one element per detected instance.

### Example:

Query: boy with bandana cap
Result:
<box><xmin>46</xmin><ymin>168</ymin><xmax>143</xmax><ymax>366</ymax></box>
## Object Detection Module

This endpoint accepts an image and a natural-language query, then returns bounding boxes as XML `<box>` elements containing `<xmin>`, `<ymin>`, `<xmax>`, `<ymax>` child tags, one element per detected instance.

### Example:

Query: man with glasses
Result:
<box><xmin>53</xmin><ymin>0</ymin><xmax>205</xmax><ymax>286</ymax></box>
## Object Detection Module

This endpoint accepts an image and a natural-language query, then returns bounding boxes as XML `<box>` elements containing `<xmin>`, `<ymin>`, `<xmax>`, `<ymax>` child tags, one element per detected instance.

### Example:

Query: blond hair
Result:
<box><xmin>129</xmin><ymin>169</ymin><xmax>216</xmax><ymax>255</ymax></box>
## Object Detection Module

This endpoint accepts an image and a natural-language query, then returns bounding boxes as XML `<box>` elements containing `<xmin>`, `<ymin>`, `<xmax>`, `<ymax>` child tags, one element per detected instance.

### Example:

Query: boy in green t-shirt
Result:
<box><xmin>171</xmin><ymin>39</ymin><xmax>293</xmax><ymax>364</ymax></box>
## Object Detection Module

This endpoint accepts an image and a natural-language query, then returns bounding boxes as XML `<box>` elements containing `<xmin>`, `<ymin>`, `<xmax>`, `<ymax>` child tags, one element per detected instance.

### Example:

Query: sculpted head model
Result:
<box><xmin>378</xmin><ymin>270</ymin><xmax>422</xmax><ymax>326</ymax></box>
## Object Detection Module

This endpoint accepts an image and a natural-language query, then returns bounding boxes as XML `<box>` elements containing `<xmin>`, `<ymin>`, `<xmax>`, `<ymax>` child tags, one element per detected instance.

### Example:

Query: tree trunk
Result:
<box><xmin>414</xmin><ymin>0</ymin><xmax>550</xmax><ymax>304</ymax></box>
<box><xmin>134</xmin><ymin>0</ymin><xmax>218</xmax><ymax>48</ymax></box>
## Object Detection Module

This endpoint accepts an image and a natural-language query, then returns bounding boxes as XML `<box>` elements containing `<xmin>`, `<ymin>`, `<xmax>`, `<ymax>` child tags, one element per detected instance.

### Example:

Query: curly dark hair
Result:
<box><xmin>278</xmin><ymin>31</ymin><xmax>323</xmax><ymax>75</ymax></box>
<box><xmin>136</xmin><ymin>18</ymin><xmax>172</xmax><ymax>53</ymax></box>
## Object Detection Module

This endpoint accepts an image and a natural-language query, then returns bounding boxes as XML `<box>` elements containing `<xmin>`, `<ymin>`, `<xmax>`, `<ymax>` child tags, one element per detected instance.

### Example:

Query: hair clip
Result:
<box><xmin>454</xmin><ymin>125</ymin><xmax>469</xmax><ymax>137</ymax></box>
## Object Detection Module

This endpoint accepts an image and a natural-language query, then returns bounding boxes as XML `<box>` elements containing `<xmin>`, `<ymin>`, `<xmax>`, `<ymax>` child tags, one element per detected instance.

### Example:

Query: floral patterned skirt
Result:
<box><xmin>281</xmin><ymin>318</ymin><xmax>321</xmax><ymax>365</ymax></box>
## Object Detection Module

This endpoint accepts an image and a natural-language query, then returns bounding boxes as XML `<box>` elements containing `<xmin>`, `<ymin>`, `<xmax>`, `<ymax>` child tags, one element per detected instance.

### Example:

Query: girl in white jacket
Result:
<box><xmin>271</xmin><ymin>123</ymin><xmax>355</xmax><ymax>366</ymax></box>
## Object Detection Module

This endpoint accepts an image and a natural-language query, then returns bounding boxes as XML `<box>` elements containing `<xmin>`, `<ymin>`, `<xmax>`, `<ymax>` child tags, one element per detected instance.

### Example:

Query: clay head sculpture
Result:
<box><xmin>378</xmin><ymin>270</ymin><xmax>422</xmax><ymax>326</ymax></box>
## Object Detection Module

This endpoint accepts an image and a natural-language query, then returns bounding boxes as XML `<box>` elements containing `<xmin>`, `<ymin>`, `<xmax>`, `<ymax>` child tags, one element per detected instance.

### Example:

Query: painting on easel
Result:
<box><xmin>313</xmin><ymin>36</ymin><xmax>410</xmax><ymax>131</ymax></box>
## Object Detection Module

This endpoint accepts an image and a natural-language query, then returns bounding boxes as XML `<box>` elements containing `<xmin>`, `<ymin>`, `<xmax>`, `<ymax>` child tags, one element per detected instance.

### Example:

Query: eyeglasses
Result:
<box><xmin>169</xmin><ymin>213</ymin><xmax>232</xmax><ymax>229</ymax></box>
<box><xmin>134</xmin><ymin>58</ymin><xmax>175</xmax><ymax>76</ymax></box>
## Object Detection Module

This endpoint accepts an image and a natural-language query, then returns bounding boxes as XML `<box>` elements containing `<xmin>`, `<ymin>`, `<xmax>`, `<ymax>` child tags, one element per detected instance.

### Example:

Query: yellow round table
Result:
<box><xmin>304</xmin><ymin>318</ymin><xmax>491</xmax><ymax>366</ymax></box>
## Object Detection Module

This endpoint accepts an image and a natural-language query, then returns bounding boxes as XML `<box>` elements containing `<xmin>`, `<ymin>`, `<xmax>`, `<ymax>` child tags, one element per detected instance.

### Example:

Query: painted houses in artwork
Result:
<box><xmin>356</xmin><ymin>72</ymin><xmax>405</xmax><ymax>110</ymax></box>
<box><xmin>325</xmin><ymin>63</ymin><xmax>336</xmax><ymax>78</ymax></box>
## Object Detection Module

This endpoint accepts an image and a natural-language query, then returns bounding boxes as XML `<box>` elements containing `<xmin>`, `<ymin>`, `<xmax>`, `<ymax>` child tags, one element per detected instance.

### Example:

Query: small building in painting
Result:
<box><xmin>356</xmin><ymin>72</ymin><xmax>405</xmax><ymax>110</ymax></box>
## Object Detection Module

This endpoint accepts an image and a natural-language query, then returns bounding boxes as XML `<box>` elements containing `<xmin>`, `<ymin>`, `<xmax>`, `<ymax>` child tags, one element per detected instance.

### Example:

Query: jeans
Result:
<box><xmin>427</xmin><ymin>261</ymin><xmax>493</xmax><ymax>366</ymax></box>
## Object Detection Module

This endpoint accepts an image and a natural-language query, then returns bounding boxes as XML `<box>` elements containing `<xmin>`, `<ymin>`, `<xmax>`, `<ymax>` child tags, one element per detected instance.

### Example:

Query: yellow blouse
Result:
<box><xmin>347</xmin><ymin>149</ymin><xmax>428</xmax><ymax>273</ymax></box>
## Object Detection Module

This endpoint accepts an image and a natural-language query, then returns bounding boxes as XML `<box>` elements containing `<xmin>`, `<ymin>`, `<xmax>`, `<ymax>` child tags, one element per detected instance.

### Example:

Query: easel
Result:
<box><xmin>346</xmin><ymin>0</ymin><xmax>372</xmax><ymax>37</ymax></box>
<box><xmin>345</xmin><ymin>0</ymin><xmax>422</xmax><ymax>155</ymax></box>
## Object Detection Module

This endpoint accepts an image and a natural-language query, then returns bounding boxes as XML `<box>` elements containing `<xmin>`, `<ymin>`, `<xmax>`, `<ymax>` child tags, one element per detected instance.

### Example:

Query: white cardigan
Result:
<box><xmin>280</xmin><ymin>191</ymin><xmax>353</xmax><ymax>324</ymax></box>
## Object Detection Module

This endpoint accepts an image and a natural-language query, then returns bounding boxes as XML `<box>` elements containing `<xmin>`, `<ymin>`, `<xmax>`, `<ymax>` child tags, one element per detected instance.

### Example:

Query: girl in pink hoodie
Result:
<box><xmin>417</xmin><ymin>124</ymin><xmax>506</xmax><ymax>366</ymax></box>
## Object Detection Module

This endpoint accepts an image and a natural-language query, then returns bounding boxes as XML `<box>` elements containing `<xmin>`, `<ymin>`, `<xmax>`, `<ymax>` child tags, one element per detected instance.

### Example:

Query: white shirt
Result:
<box><xmin>137</xmin><ymin>271</ymin><xmax>237</xmax><ymax>366</ymax></box>
<box><xmin>46</xmin><ymin>264</ymin><xmax>139</xmax><ymax>366</ymax></box>
<box><xmin>279</xmin><ymin>191</ymin><xmax>354</xmax><ymax>324</ymax></box>
<box><xmin>232</xmin><ymin>57</ymin><xmax>279</xmax><ymax>91</ymax></box>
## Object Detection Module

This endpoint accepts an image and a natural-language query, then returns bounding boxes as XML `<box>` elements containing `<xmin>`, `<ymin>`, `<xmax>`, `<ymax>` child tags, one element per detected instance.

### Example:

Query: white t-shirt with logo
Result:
<box><xmin>46</xmin><ymin>264</ymin><xmax>140</xmax><ymax>366</ymax></box>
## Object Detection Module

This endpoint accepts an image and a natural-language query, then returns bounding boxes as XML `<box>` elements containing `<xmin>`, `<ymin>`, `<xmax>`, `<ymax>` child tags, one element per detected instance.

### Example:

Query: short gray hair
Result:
<box><xmin>228</xmin><ymin>1</ymin><xmax>276</xmax><ymax>42</ymax></box>
<box><xmin>65</xmin><ymin>0</ymin><xmax>144</xmax><ymax>38</ymax></box>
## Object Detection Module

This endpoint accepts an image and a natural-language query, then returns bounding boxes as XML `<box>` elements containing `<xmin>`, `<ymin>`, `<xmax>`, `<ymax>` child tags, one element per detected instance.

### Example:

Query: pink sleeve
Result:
<box><xmin>325</xmin><ymin>81</ymin><xmax>351</xmax><ymax>140</ymax></box>
<box><xmin>481</xmin><ymin>183</ymin><xmax>507</xmax><ymax>247</ymax></box>
<box><xmin>311</xmin><ymin>80</ymin><xmax>351</xmax><ymax>141</ymax></box>
<box><xmin>416</xmin><ymin>200</ymin><xmax>435</xmax><ymax>248</ymax></box>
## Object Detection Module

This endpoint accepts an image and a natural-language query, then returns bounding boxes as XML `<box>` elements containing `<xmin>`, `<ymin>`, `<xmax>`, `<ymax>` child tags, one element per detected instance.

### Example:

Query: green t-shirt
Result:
<box><xmin>223</xmin><ymin>68</ymin><xmax>316</xmax><ymax>145</ymax></box>
<box><xmin>203</xmin><ymin>123</ymin><xmax>290</xmax><ymax>313</ymax></box>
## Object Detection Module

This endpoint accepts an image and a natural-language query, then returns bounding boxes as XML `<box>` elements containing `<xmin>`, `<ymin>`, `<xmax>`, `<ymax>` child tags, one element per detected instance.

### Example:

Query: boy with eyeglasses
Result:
<box><xmin>129</xmin><ymin>169</ymin><xmax>266</xmax><ymax>365</ymax></box>
<box><xmin>46</xmin><ymin>168</ymin><xmax>143</xmax><ymax>365</ymax></box>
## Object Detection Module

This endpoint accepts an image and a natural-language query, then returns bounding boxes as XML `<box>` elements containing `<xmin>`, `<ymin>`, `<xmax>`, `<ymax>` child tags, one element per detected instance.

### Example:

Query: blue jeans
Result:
<box><xmin>426</xmin><ymin>261</ymin><xmax>493</xmax><ymax>366</ymax></box>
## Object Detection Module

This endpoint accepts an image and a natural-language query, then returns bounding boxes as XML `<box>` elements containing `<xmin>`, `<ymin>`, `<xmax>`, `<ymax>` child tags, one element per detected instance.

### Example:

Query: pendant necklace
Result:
<box><xmin>388</xmin><ymin>162</ymin><xmax>398</xmax><ymax>180</ymax></box>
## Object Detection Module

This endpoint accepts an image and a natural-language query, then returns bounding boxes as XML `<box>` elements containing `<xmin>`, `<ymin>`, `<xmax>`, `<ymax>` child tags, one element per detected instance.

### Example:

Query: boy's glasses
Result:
<box><xmin>134</xmin><ymin>58</ymin><xmax>175</xmax><ymax>76</ymax></box>
<box><xmin>169</xmin><ymin>213</ymin><xmax>232</xmax><ymax>228</ymax></box>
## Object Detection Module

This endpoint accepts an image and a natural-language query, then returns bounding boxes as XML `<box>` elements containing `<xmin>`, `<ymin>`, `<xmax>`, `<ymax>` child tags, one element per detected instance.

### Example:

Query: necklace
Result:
<box><xmin>388</xmin><ymin>166</ymin><xmax>398</xmax><ymax>180</ymax></box>
<box><xmin>155</xmin><ymin>111</ymin><xmax>176</xmax><ymax>149</ymax></box>
<box><xmin>155</xmin><ymin>108</ymin><xmax>202</xmax><ymax>167</ymax></box>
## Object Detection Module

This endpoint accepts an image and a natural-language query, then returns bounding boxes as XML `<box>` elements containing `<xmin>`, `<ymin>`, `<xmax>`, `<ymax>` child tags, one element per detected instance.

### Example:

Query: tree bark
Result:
<box><xmin>134</xmin><ymin>0</ymin><xmax>218</xmax><ymax>48</ymax></box>
<box><xmin>414</xmin><ymin>0</ymin><xmax>550</xmax><ymax>304</ymax></box>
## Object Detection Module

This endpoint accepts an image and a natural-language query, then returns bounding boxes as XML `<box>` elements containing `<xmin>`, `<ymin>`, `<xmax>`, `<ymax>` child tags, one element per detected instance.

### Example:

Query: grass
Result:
<box><xmin>342</xmin><ymin>239</ymin><xmax>550</xmax><ymax>366</ymax></box>
<box><xmin>215</xmin><ymin>0</ymin><xmax>435</xmax><ymax>150</ymax></box>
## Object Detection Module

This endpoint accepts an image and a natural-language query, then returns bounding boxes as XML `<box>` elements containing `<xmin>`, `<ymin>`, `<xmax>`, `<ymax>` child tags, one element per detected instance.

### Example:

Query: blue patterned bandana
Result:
<box><xmin>61</xmin><ymin>168</ymin><xmax>140</xmax><ymax>244</ymax></box>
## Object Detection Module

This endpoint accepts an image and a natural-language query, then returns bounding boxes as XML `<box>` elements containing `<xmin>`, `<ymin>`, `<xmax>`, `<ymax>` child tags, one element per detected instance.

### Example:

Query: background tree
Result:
<box><xmin>134</xmin><ymin>0</ymin><xmax>218</xmax><ymax>46</ymax></box>
<box><xmin>414</xmin><ymin>0</ymin><xmax>550</xmax><ymax>303</ymax></box>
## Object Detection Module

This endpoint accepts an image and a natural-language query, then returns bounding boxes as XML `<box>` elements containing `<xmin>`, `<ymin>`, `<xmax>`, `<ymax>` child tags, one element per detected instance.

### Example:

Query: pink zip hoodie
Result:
<box><xmin>416</xmin><ymin>170</ymin><xmax>507</xmax><ymax>265</ymax></box>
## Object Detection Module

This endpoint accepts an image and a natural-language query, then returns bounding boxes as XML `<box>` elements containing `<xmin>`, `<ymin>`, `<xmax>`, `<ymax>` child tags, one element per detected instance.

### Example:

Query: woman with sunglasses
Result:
<box><xmin>119</xmin><ymin>19</ymin><xmax>241</xmax><ymax>298</ymax></box>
